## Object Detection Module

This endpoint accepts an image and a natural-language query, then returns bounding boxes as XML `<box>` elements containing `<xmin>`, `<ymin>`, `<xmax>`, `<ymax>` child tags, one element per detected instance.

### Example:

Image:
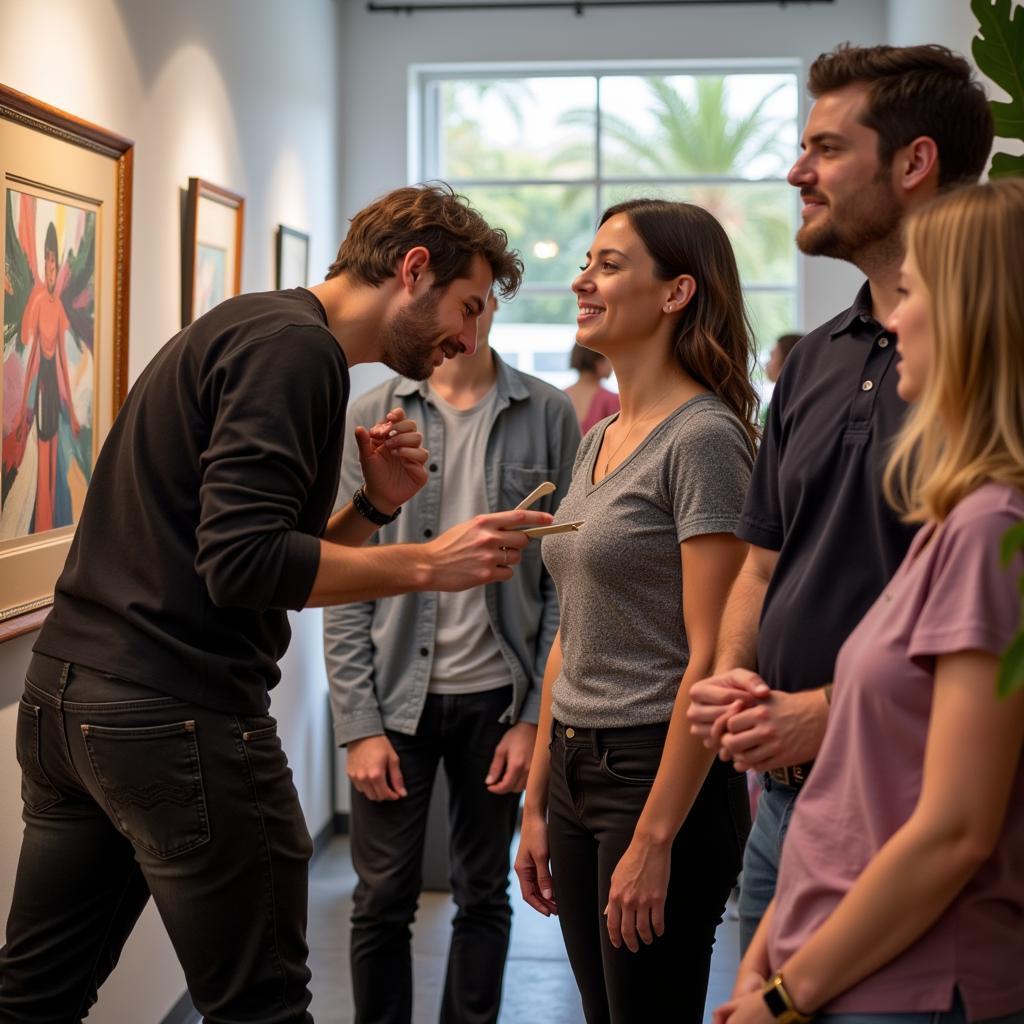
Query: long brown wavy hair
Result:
<box><xmin>600</xmin><ymin>199</ymin><xmax>759</xmax><ymax>448</ymax></box>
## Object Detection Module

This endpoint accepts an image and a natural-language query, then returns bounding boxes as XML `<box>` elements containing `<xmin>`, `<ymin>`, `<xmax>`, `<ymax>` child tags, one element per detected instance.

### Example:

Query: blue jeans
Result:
<box><xmin>737</xmin><ymin>775</ymin><xmax>800</xmax><ymax>953</ymax></box>
<box><xmin>820</xmin><ymin>993</ymin><xmax>1024</xmax><ymax>1024</ymax></box>
<box><xmin>0</xmin><ymin>654</ymin><xmax>314</xmax><ymax>1023</ymax></box>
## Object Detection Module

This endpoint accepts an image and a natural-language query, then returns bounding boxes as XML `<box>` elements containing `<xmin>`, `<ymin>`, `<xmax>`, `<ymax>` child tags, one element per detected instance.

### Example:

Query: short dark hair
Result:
<box><xmin>569</xmin><ymin>344</ymin><xmax>606</xmax><ymax>373</ymax></box>
<box><xmin>775</xmin><ymin>332</ymin><xmax>802</xmax><ymax>359</ymax></box>
<box><xmin>326</xmin><ymin>183</ymin><xmax>524</xmax><ymax>299</ymax></box>
<box><xmin>807</xmin><ymin>43</ymin><xmax>993</xmax><ymax>189</ymax></box>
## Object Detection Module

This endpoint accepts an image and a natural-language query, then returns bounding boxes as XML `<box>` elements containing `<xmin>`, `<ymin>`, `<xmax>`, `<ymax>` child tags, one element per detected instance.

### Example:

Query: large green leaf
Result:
<box><xmin>990</xmin><ymin>150</ymin><xmax>1024</xmax><ymax>176</ymax></box>
<box><xmin>998</xmin><ymin>631</ymin><xmax>1024</xmax><ymax>696</ymax></box>
<box><xmin>1001</xmin><ymin>520</ymin><xmax>1024</xmax><ymax>564</ymax></box>
<box><xmin>974</xmin><ymin>2</ymin><xmax>1024</xmax><ymax>697</ymax></box>
<box><xmin>972</xmin><ymin>0</ymin><xmax>1024</xmax><ymax>137</ymax></box>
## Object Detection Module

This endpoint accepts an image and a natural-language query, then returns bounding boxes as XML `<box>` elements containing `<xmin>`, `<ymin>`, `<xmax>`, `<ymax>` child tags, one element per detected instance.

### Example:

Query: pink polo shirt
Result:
<box><xmin>579</xmin><ymin>386</ymin><xmax>620</xmax><ymax>435</ymax></box>
<box><xmin>768</xmin><ymin>482</ymin><xmax>1024</xmax><ymax>1020</ymax></box>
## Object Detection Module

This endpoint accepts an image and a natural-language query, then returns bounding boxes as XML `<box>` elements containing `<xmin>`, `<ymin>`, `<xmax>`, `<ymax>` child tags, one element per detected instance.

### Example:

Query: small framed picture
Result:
<box><xmin>182</xmin><ymin>177</ymin><xmax>244</xmax><ymax>326</ymax></box>
<box><xmin>275</xmin><ymin>224</ymin><xmax>310</xmax><ymax>289</ymax></box>
<box><xmin>0</xmin><ymin>83</ymin><xmax>133</xmax><ymax>636</ymax></box>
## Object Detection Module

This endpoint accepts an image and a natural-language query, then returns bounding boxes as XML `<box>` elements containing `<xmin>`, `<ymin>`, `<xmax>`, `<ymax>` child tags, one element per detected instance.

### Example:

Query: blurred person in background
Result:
<box><xmin>564</xmin><ymin>342</ymin><xmax>620</xmax><ymax>434</ymax></box>
<box><xmin>763</xmin><ymin>333</ymin><xmax>801</xmax><ymax>385</ymax></box>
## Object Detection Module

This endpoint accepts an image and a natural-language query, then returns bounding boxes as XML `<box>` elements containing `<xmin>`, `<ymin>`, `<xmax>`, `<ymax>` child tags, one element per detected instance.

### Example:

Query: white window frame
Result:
<box><xmin>410</xmin><ymin>59</ymin><xmax>804</xmax><ymax>383</ymax></box>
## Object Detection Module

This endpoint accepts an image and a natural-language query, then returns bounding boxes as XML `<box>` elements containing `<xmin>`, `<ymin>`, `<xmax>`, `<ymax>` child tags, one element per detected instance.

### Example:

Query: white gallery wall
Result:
<box><xmin>0</xmin><ymin>0</ymin><xmax>341</xmax><ymax>1020</ymax></box>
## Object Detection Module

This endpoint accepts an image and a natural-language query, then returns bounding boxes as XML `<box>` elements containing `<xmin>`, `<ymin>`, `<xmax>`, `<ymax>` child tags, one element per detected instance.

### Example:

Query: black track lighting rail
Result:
<box><xmin>368</xmin><ymin>0</ymin><xmax>833</xmax><ymax>14</ymax></box>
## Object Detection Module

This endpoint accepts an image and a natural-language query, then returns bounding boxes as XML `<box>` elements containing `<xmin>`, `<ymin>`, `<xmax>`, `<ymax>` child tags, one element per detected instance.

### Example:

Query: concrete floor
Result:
<box><xmin>306</xmin><ymin>835</ymin><xmax>741</xmax><ymax>1024</ymax></box>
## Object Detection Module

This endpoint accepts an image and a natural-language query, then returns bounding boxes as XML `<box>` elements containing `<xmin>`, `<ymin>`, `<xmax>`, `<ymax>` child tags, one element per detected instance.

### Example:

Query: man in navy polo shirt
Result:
<box><xmin>687</xmin><ymin>44</ymin><xmax>993</xmax><ymax>952</ymax></box>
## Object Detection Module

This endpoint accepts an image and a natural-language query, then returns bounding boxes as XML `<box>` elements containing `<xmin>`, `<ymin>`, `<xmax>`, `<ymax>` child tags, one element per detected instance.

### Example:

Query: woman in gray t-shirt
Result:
<box><xmin>514</xmin><ymin>199</ymin><xmax>758</xmax><ymax>1023</ymax></box>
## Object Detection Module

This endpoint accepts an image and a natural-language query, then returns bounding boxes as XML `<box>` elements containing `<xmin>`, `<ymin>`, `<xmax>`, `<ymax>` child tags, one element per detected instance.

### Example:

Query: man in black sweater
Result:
<box><xmin>0</xmin><ymin>184</ymin><xmax>550</xmax><ymax>1023</ymax></box>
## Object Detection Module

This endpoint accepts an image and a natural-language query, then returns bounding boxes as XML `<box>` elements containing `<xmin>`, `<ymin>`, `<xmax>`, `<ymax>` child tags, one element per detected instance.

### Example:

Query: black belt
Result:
<box><xmin>766</xmin><ymin>762</ymin><xmax>813</xmax><ymax>789</ymax></box>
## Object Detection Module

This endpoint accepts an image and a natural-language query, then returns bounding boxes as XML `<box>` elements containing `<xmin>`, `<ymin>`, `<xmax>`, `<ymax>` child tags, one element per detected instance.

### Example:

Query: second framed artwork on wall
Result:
<box><xmin>275</xmin><ymin>224</ymin><xmax>310</xmax><ymax>289</ymax></box>
<box><xmin>181</xmin><ymin>177</ymin><xmax>244</xmax><ymax>327</ymax></box>
<box><xmin>0</xmin><ymin>83</ymin><xmax>133</xmax><ymax>637</ymax></box>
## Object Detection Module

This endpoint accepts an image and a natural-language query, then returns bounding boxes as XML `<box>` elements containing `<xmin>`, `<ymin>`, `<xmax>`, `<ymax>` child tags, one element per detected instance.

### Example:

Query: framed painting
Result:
<box><xmin>0</xmin><ymin>84</ymin><xmax>132</xmax><ymax>640</ymax></box>
<box><xmin>182</xmin><ymin>177</ymin><xmax>244</xmax><ymax>326</ymax></box>
<box><xmin>275</xmin><ymin>224</ymin><xmax>310</xmax><ymax>289</ymax></box>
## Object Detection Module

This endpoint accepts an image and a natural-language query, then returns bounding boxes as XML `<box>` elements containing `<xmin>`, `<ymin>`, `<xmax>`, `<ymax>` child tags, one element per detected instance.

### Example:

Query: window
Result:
<box><xmin>415</xmin><ymin>64</ymin><xmax>801</xmax><ymax>390</ymax></box>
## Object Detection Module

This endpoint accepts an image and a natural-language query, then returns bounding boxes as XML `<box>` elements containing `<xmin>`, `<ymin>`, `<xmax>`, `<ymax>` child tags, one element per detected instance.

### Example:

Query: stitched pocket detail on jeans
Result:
<box><xmin>81</xmin><ymin>719</ymin><xmax>210</xmax><ymax>860</ymax></box>
<box><xmin>599</xmin><ymin>746</ymin><xmax>659</xmax><ymax>786</ymax></box>
<box><xmin>15</xmin><ymin>700</ymin><xmax>61</xmax><ymax>813</ymax></box>
<box><xmin>241</xmin><ymin>722</ymin><xmax>278</xmax><ymax>743</ymax></box>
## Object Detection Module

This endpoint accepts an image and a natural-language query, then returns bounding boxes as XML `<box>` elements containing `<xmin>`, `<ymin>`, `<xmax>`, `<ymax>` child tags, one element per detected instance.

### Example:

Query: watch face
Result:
<box><xmin>763</xmin><ymin>983</ymin><xmax>788</xmax><ymax>1019</ymax></box>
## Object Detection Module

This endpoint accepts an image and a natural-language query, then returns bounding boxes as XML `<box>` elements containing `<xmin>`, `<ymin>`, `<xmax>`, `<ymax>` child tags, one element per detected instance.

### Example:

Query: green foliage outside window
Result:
<box><xmin>971</xmin><ymin>0</ymin><xmax>1024</xmax><ymax>693</ymax></box>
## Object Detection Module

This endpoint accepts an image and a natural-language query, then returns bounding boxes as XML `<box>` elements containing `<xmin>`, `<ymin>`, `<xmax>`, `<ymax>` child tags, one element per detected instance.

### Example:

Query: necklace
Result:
<box><xmin>597</xmin><ymin>383</ymin><xmax>679</xmax><ymax>478</ymax></box>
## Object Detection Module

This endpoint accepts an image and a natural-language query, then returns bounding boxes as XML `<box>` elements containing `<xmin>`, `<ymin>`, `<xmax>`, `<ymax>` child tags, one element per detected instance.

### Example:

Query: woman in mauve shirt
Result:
<box><xmin>563</xmin><ymin>343</ymin><xmax>621</xmax><ymax>434</ymax></box>
<box><xmin>714</xmin><ymin>181</ymin><xmax>1024</xmax><ymax>1024</ymax></box>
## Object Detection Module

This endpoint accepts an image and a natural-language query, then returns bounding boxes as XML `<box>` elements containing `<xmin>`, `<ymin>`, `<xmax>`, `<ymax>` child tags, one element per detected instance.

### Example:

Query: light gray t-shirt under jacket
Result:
<box><xmin>543</xmin><ymin>393</ymin><xmax>753</xmax><ymax>729</ymax></box>
<box><xmin>428</xmin><ymin>385</ymin><xmax>509</xmax><ymax>694</ymax></box>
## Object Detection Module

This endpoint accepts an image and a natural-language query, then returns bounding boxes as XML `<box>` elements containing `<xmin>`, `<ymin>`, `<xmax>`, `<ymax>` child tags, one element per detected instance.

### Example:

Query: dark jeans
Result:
<box><xmin>547</xmin><ymin>721</ymin><xmax>750</xmax><ymax>1024</ymax></box>
<box><xmin>0</xmin><ymin>654</ymin><xmax>314</xmax><ymax>1023</ymax></box>
<box><xmin>349</xmin><ymin>686</ymin><xmax>520</xmax><ymax>1024</ymax></box>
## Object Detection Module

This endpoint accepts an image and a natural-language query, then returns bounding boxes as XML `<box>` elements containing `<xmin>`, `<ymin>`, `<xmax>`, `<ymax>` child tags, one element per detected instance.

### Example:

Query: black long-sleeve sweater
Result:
<box><xmin>35</xmin><ymin>289</ymin><xmax>349</xmax><ymax>714</ymax></box>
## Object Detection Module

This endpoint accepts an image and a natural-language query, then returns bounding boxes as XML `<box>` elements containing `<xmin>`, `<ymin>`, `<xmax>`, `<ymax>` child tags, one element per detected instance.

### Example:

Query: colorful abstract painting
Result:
<box><xmin>195</xmin><ymin>242</ymin><xmax>226</xmax><ymax>318</ymax></box>
<box><xmin>2</xmin><ymin>189</ymin><xmax>95</xmax><ymax>539</ymax></box>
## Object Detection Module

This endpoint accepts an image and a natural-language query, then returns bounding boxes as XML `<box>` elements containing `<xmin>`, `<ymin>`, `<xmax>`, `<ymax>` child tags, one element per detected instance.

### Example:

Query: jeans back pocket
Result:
<box><xmin>81</xmin><ymin>719</ymin><xmax>211</xmax><ymax>860</ymax></box>
<box><xmin>15</xmin><ymin>700</ymin><xmax>62</xmax><ymax>814</ymax></box>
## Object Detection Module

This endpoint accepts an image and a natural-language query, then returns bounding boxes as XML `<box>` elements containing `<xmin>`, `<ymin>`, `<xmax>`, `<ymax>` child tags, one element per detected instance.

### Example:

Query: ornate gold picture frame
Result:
<box><xmin>0</xmin><ymin>84</ymin><xmax>132</xmax><ymax>641</ymax></box>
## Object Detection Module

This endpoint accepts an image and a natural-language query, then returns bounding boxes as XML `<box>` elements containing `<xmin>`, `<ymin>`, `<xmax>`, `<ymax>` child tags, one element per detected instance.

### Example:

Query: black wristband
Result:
<box><xmin>352</xmin><ymin>486</ymin><xmax>400</xmax><ymax>527</ymax></box>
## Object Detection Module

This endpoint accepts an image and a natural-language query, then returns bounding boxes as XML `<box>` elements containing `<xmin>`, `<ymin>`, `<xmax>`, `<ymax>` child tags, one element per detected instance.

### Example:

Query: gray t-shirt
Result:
<box><xmin>428</xmin><ymin>385</ymin><xmax>509</xmax><ymax>694</ymax></box>
<box><xmin>542</xmin><ymin>394</ymin><xmax>753</xmax><ymax>728</ymax></box>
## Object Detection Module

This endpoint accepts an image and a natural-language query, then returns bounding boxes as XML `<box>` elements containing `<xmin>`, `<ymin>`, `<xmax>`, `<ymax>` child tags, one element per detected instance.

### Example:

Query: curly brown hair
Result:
<box><xmin>326</xmin><ymin>183</ymin><xmax>524</xmax><ymax>299</ymax></box>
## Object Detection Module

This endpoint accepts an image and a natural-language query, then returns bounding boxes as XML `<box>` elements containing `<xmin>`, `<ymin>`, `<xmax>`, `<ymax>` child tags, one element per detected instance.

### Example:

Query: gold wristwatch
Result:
<box><xmin>762</xmin><ymin>972</ymin><xmax>814</xmax><ymax>1024</ymax></box>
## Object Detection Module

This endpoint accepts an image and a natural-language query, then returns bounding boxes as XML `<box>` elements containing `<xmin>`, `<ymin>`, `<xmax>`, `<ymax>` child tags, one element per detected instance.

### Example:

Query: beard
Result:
<box><xmin>796</xmin><ymin>169</ymin><xmax>903</xmax><ymax>263</ymax></box>
<box><xmin>379</xmin><ymin>287</ymin><xmax>446</xmax><ymax>381</ymax></box>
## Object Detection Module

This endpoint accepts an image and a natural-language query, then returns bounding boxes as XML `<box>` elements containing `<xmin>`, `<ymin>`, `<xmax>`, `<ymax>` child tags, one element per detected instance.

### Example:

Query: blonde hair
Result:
<box><xmin>884</xmin><ymin>178</ymin><xmax>1024</xmax><ymax>523</ymax></box>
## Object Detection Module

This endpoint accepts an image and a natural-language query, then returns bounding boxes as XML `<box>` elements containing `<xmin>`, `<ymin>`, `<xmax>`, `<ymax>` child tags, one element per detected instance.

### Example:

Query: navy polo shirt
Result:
<box><xmin>738</xmin><ymin>282</ymin><xmax>919</xmax><ymax>695</ymax></box>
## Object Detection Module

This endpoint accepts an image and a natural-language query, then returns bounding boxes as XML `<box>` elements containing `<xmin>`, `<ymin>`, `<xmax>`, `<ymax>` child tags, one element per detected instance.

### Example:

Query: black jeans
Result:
<box><xmin>0</xmin><ymin>654</ymin><xmax>314</xmax><ymax>1023</ymax></box>
<box><xmin>349</xmin><ymin>686</ymin><xmax>520</xmax><ymax>1024</ymax></box>
<box><xmin>547</xmin><ymin>721</ymin><xmax>749</xmax><ymax>1024</ymax></box>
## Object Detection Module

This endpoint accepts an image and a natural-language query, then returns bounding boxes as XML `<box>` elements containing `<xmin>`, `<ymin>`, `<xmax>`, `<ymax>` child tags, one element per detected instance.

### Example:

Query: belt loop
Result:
<box><xmin>56</xmin><ymin>661</ymin><xmax>74</xmax><ymax>764</ymax></box>
<box><xmin>590</xmin><ymin>728</ymin><xmax>600</xmax><ymax>758</ymax></box>
<box><xmin>56</xmin><ymin>661</ymin><xmax>72</xmax><ymax>707</ymax></box>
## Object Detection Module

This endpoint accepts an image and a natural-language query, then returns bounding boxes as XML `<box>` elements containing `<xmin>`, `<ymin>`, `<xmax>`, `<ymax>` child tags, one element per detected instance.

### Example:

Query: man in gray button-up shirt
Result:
<box><xmin>323</xmin><ymin>294</ymin><xmax>579</xmax><ymax>1024</ymax></box>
